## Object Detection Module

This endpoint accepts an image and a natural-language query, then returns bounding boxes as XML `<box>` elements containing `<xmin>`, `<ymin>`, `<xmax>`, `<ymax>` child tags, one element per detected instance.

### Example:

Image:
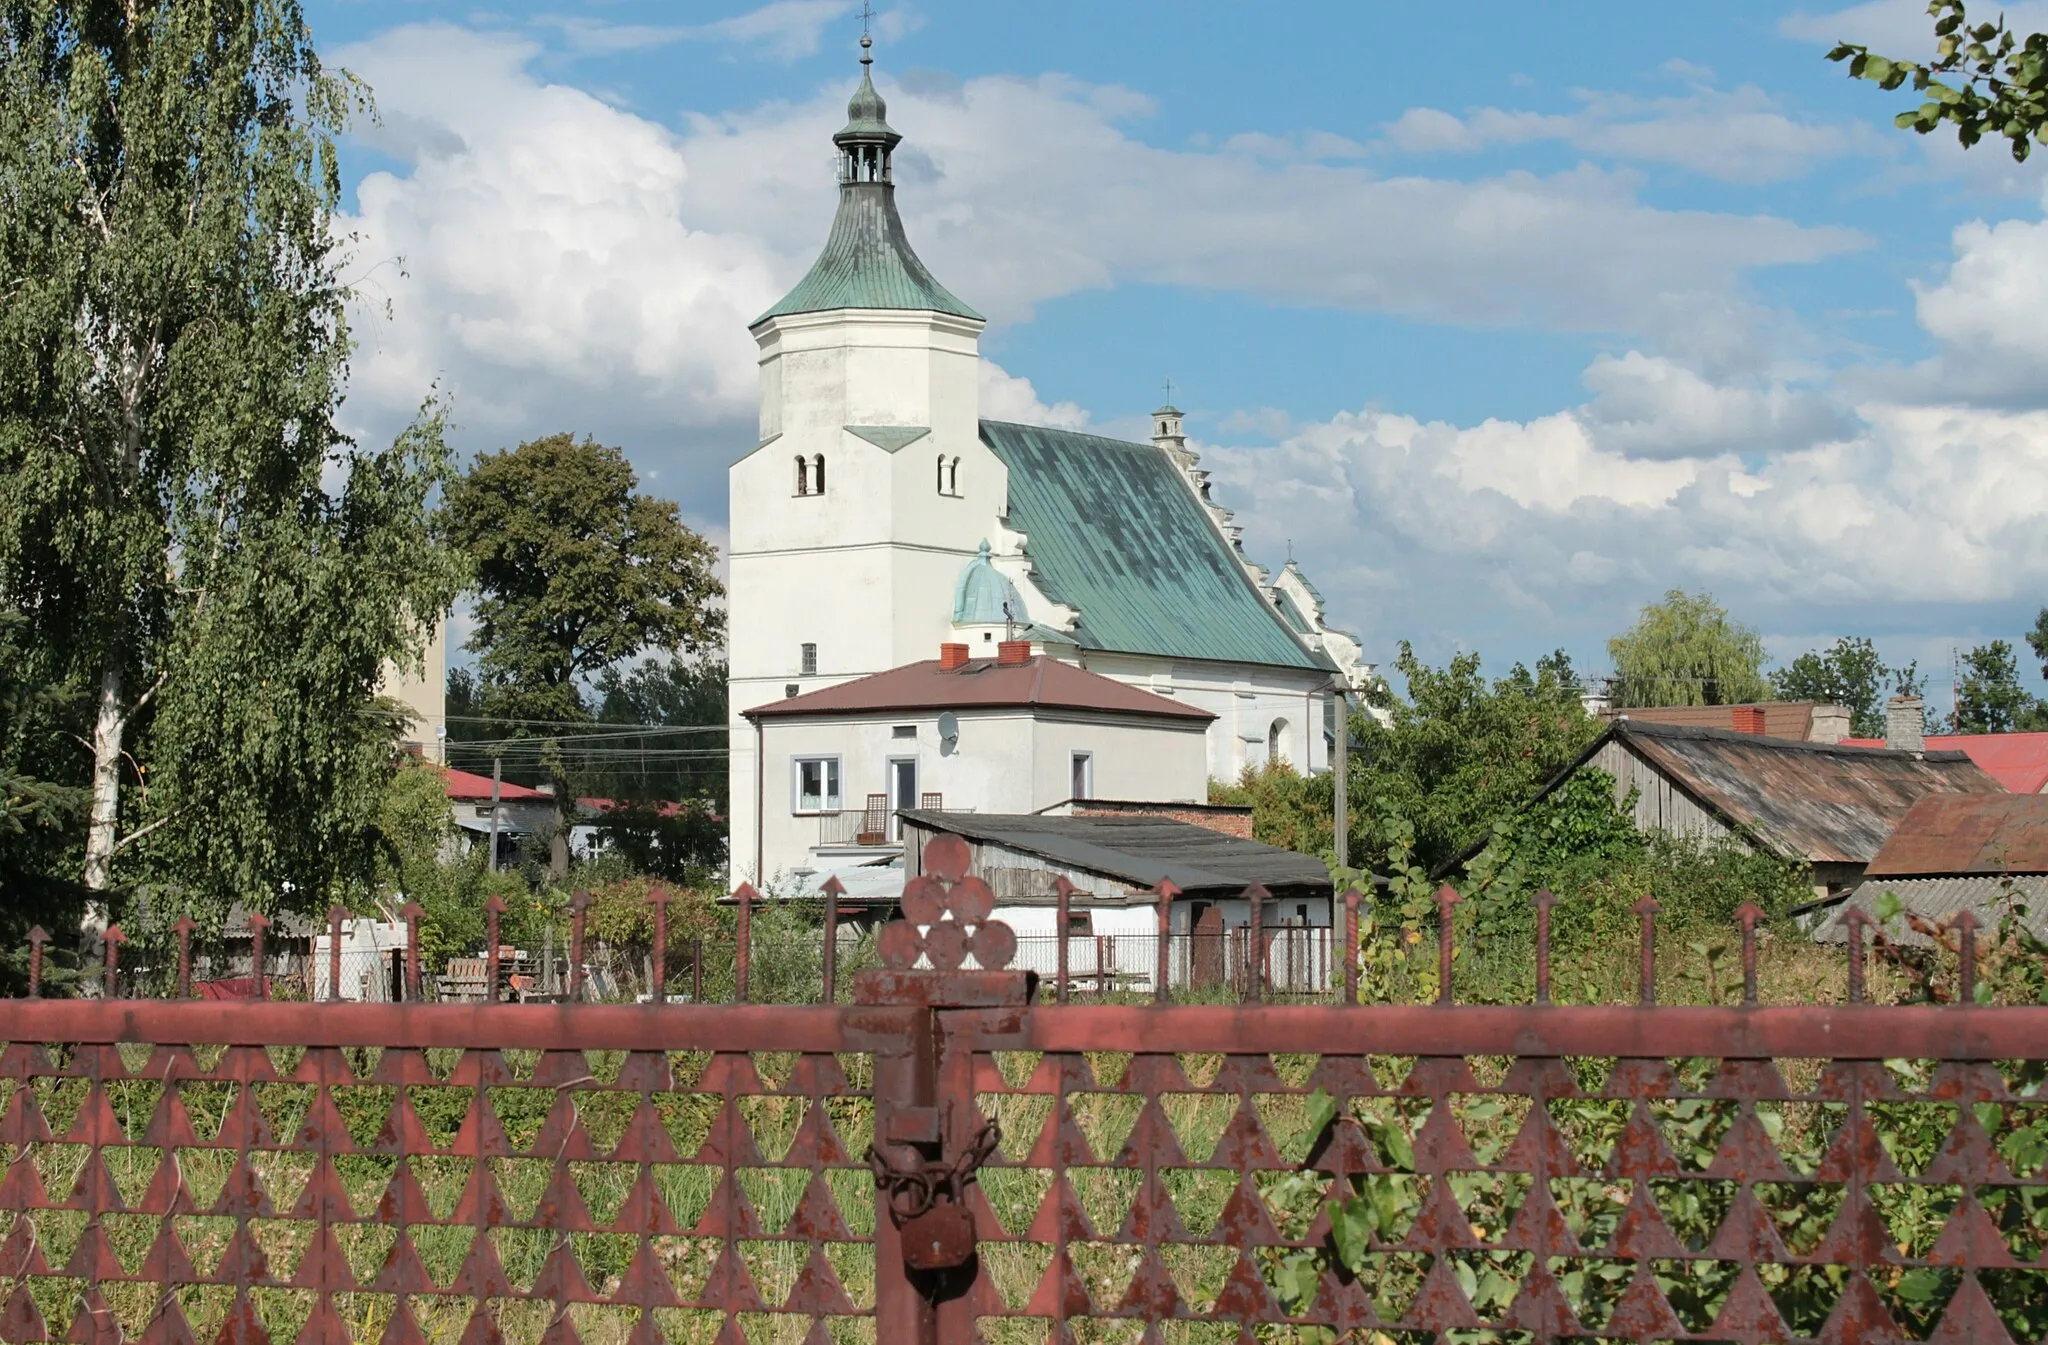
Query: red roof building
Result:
<box><xmin>1840</xmin><ymin>733</ymin><xmax>2048</xmax><ymax>794</ymax></box>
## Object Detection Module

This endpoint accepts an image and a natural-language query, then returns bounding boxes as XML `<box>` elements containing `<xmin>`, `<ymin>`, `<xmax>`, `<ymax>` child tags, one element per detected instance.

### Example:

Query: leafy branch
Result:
<box><xmin>1830</xmin><ymin>0</ymin><xmax>2048</xmax><ymax>160</ymax></box>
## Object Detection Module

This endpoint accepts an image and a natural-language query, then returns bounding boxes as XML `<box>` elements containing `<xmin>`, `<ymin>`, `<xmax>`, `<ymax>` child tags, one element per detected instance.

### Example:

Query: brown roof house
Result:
<box><xmin>1531</xmin><ymin>718</ymin><xmax>2003</xmax><ymax>898</ymax></box>
<box><xmin>737</xmin><ymin>641</ymin><xmax>1217</xmax><ymax>883</ymax></box>
<box><xmin>1814</xmin><ymin>793</ymin><xmax>2048</xmax><ymax>947</ymax></box>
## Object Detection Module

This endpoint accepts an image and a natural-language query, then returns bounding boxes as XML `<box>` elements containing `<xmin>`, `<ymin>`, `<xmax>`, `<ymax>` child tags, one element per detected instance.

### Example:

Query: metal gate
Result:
<box><xmin>4</xmin><ymin>835</ymin><xmax>2047</xmax><ymax>1344</ymax></box>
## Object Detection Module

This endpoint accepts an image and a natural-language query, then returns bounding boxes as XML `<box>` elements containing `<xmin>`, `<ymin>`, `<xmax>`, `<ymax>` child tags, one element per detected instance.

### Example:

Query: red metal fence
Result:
<box><xmin>5</xmin><ymin>836</ymin><xmax>2047</xmax><ymax>1345</ymax></box>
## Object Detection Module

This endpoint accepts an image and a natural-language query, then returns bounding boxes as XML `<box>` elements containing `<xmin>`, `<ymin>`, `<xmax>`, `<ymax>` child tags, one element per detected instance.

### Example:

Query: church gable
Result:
<box><xmin>978</xmin><ymin>420</ymin><xmax>1329</xmax><ymax>672</ymax></box>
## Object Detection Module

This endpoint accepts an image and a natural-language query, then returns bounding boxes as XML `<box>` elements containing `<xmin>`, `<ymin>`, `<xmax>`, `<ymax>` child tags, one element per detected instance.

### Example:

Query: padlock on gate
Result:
<box><xmin>898</xmin><ymin>1171</ymin><xmax>978</xmax><ymax>1272</ymax></box>
<box><xmin>870</xmin><ymin>1119</ymin><xmax>1000</xmax><ymax>1275</ymax></box>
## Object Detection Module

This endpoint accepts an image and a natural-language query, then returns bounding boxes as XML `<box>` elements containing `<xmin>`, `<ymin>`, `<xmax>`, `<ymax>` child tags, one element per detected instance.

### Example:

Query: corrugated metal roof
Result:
<box><xmin>978</xmin><ymin>420</ymin><xmax>1327</xmax><ymax>671</ymax></box>
<box><xmin>1841</xmin><ymin>731</ymin><xmax>2048</xmax><ymax>794</ymax></box>
<box><xmin>1813</xmin><ymin>875</ymin><xmax>2048</xmax><ymax>947</ymax></box>
<box><xmin>1594</xmin><ymin>720</ymin><xmax>2001</xmax><ymax>864</ymax></box>
<box><xmin>902</xmin><ymin>810</ymin><xmax>1331</xmax><ymax>897</ymax></box>
<box><xmin>743</xmin><ymin>655</ymin><xmax>1215</xmax><ymax>722</ymax></box>
<box><xmin>754</xmin><ymin>182</ymin><xmax>980</xmax><ymax>323</ymax></box>
<box><xmin>1865</xmin><ymin>792</ymin><xmax>2048</xmax><ymax>876</ymax></box>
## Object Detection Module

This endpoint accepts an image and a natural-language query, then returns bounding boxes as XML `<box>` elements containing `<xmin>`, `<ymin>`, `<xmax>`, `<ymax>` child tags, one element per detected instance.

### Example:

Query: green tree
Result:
<box><xmin>1830</xmin><ymin>1</ymin><xmax>2048</xmax><ymax>160</ymax></box>
<box><xmin>1350</xmin><ymin>644</ymin><xmax>1597</xmax><ymax>871</ymax></box>
<box><xmin>1607</xmin><ymin>590</ymin><xmax>1770</xmax><ymax>708</ymax></box>
<box><xmin>1771</xmin><ymin>636</ymin><xmax>1925</xmax><ymax>737</ymax></box>
<box><xmin>438</xmin><ymin>434</ymin><xmax>724</xmax><ymax>874</ymax></box>
<box><xmin>0</xmin><ymin>1</ymin><xmax>460</xmax><ymax>934</ymax></box>
<box><xmin>1952</xmin><ymin>639</ymin><xmax>2048</xmax><ymax>733</ymax></box>
<box><xmin>2026</xmin><ymin>607</ymin><xmax>2048</xmax><ymax>679</ymax></box>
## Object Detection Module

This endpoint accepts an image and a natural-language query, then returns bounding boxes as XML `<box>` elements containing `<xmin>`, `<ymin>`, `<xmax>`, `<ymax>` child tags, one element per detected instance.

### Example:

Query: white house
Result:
<box><xmin>738</xmin><ymin>642</ymin><xmax>1213</xmax><ymax>880</ymax></box>
<box><xmin>726</xmin><ymin>40</ymin><xmax>1371</xmax><ymax>884</ymax></box>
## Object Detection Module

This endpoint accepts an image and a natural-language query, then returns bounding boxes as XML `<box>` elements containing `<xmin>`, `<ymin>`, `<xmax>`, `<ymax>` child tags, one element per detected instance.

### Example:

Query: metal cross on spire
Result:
<box><xmin>1163</xmin><ymin>377</ymin><xmax>1175</xmax><ymax>404</ymax></box>
<box><xmin>860</xmin><ymin>1</ymin><xmax>876</xmax><ymax>41</ymax></box>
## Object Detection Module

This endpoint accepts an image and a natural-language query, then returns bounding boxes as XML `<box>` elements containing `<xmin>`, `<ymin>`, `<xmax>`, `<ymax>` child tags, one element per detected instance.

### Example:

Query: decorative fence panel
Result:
<box><xmin>4</xmin><ymin>837</ymin><xmax>2046</xmax><ymax>1345</ymax></box>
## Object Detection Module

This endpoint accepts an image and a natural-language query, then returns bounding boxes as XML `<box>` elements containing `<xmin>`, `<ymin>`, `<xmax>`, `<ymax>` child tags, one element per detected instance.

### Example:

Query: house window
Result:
<box><xmin>892</xmin><ymin>725</ymin><xmax>916</xmax><ymax>739</ymax></box>
<box><xmin>785</xmin><ymin>684</ymin><xmax>799</xmax><ymax>699</ymax></box>
<box><xmin>793</xmin><ymin>757</ymin><xmax>842</xmax><ymax>813</ymax></box>
<box><xmin>800</xmin><ymin>643</ymin><xmax>817</xmax><ymax>676</ymax></box>
<box><xmin>1070</xmin><ymin>751</ymin><xmax>1093</xmax><ymax>801</ymax></box>
<box><xmin>1268</xmin><ymin>718</ymin><xmax>1288</xmax><ymax>765</ymax></box>
<box><xmin>1066</xmin><ymin>910</ymin><xmax>1093</xmax><ymax>937</ymax></box>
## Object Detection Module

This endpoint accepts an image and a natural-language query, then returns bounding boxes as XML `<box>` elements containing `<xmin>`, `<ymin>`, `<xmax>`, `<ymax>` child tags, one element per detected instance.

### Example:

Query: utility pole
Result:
<box><xmin>488</xmin><ymin>756</ymin><xmax>502</xmax><ymax>873</ymax></box>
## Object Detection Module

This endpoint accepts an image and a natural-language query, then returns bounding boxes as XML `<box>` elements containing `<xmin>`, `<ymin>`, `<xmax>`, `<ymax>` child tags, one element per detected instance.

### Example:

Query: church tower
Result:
<box><xmin>727</xmin><ymin>35</ymin><xmax>1006</xmax><ymax>879</ymax></box>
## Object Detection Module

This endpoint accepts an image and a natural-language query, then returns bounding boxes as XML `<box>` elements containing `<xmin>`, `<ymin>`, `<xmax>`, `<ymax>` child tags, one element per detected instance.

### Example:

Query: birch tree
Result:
<box><xmin>0</xmin><ymin>0</ymin><xmax>460</xmax><ymax>935</ymax></box>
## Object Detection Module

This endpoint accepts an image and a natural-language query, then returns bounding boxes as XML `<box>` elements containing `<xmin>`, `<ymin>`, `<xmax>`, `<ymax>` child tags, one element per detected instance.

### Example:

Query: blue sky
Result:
<box><xmin>309</xmin><ymin>0</ymin><xmax>2048</xmax><ymax>708</ymax></box>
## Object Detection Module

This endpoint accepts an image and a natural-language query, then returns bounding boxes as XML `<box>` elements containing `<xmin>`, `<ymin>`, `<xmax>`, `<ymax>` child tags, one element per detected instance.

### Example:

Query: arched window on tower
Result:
<box><xmin>1268</xmin><ymin>718</ymin><xmax>1288</xmax><ymax>766</ymax></box>
<box><xmin>947</xmin><ymin>457</ymin><xmax>960</xmax><ymax>494</ymax></box>
<box><xmin>795</xmin><ymin>456</ymin><xmax>808</xmax><ymax>496</ymax></box>
<box><xmin>813</xmin><ymin>454</ymin><xmax>826</xmax><ymax>494</ymax></box>
<box><xmin>936</xmin><ymin>453</ymin><xmax>946</xmax><ymax>494</ymax></box>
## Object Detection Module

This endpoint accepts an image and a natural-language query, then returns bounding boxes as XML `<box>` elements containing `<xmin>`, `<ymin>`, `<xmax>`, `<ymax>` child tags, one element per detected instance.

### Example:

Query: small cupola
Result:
<box><xmin>1152</xmin><ymin>401</ymin><xmax>1186</xmax><ymax>451</ymax></box>
<box><xmin>834</xmin><ymin>35</ymin><xmax>902</xmax><ymax>184</ymax></box>
<box><xmin>953</xmin><ymin>539</ymin><xmax>1027</xmax><ymax>628</ymax></box>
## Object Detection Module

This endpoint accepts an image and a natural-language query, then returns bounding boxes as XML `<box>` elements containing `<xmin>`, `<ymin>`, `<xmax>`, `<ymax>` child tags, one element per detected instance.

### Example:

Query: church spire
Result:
<box><xmin>752</xmin><ymin>28</ymin><xmax>981</xmax><ymax>325</ymax></box>
<box><xmin>835</xmin><ymin>30</ymin><xmax>901</xmax><ymax>184</ymax></box>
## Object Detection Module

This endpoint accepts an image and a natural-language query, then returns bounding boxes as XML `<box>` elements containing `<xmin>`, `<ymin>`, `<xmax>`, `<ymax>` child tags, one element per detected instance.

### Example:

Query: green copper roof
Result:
<box><xmin>835</xmin><ymin>64</ymin><xmax>901</xmax><ymax>148</ymax></box>
<box><xmin>979</xmin><ymin>421</ymin><xmax>1328</xmax><ymax>671</ymax></box>
<box><xmin>845</xmin><ymin>424</ymin><xmax>931</xmax><ymax>452</ymax></box>
<box><xmin>954</xmin><ymin>540</ymin><xmax>1028</xmax><ymax>624</ymax></box>
<box><xmin>755</xmin><ymin>182</ymin><xmax>981</xmax><ymax>323</ymax></box>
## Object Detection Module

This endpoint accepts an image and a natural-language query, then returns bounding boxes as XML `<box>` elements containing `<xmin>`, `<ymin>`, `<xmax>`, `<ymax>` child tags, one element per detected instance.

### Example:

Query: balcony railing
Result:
<box><xmin>815</xmin><ymin>795</ymin><xmax>972</xmax><ymax>847</ymax></box>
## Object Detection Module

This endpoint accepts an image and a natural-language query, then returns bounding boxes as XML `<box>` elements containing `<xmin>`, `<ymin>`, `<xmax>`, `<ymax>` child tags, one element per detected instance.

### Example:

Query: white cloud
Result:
<box><xmin>335</xmin><ymin>24</ymin><xmax>1865</xmax><ymax>495</ymax></box>
<box><xmin>1197</xmin><ymin>391</ymin><xmax>2048</xmax><ymax>665</ymax></box>
<box><xmin>1780</xmin><ymin>1</ymin><xmax>2048</xmax><ymax>51</ymax></box>
<box><xmin>978</xmin><ymin>361</ymin><xmax>1090</xmax><ymax>429</ymax></box>
<box><xmin>536</xmin><ymin>1</ymin><xmax>854</xmax><ymax>61</ymax></box>
<box><xmin>1384</xmin><ymin>85</ymin><xmax>1878</xmax><ymax>184</ymax></box>
<box><xmin>1910</xmin><ymin>206</ymin><xmax>2048</xmax><ymax>399</ymax></box>
<box><xmin>1577</xmin><ymin>352</ymin><xmax>1855</xmax><ymax>459</ymax></box>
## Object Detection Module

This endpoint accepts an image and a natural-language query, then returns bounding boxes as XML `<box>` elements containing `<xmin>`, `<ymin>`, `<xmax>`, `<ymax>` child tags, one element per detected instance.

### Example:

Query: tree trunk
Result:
<box><xmin>81</xmin><ymin>655</ymin><xmax>126</xmax><ymax>939</ymax></box>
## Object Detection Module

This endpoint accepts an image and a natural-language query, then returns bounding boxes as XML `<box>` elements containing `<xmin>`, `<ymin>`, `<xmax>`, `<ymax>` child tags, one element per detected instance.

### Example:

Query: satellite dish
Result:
<box><xmin>937</xmin><ymin>712</ymin><xmax>959</xmax><ymax>751</ymax></box>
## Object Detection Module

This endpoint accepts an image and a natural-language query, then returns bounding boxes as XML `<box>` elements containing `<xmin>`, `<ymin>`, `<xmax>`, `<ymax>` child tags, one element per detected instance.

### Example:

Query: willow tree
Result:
<box><xmin>0</xmin><ymin>1</ymin><xmax>461</xmax><ymax>933</ymax></box>
<box><xmin>1606</xmin><ymin>590</ymin><xmax>1771</xmax><ymax>709</ymax></box>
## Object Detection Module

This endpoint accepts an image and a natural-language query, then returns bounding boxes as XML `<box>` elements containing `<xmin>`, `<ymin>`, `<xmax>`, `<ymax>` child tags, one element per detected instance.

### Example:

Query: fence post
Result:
<box><xmin>1247</xmin><ymin>883</ymin><xmax>1268</xmax><ymax>1002</ymax></box>
<box><xmin>248</xmin><ymin>912</ymin><xmax>271</xmax><ymax>1001</ymax></box>
<box><xmin>484</xmin><ymin>895</ymin><xmax>505</xmax><ymax>1003</ymax></box>
<box><xmin>1634</xmin><ymin>896</ymin><xmax>1661</xmax><ymax>1006</ymax></box>
<box><xmin>25</xmin><ymin>926</ymin><xmax>46</xmax><ymax>998</ymax></box>
<box><xmin>734</xmin><ymin>882</ymin><xmax>756</xmax><ymax>1003</ymax></box>
<box><xmin>172</xmin><ymin>916</ymin><xmax>195</xmax><ymax>999</ymax></box>
<box><xmin>570</xmin><ymin>889</ymin><xmax>592</xmax><ymax>1000</ymax></box>
<box><xmin>326</xmin><ymin>905</ymin><xmax>347</xmax><ymax>1002</ymax></box>
<box><xmin>1737</xmin><ymin>901</ymin><xmax>1764</xmax><ymax>1006</ymax></box>
<box><xmin>822</xmin><ymin>875</ymin><xmax>843</xmax><ymax>1005</ymax></box>
<box><xmin>1054</xmin><ymin>877</ymin><xmax>1074</xmax><ymax>1005</ymax></box>
<box><xmin>646</xmin><ymin>886</ymin><xmax>671</xmax><ymax>1003</ymax></box>
<box><xmin>1341</xmin><ymin>888</ymin><xmax>1360</xmax><ymax>1005</ymax></box>
<box><xmin>1434</xmin><ymin>885</ymin><xmax>1458</xmax><ymax>1006</ymax></box>
<box><xmin>102</xmin><ymin>925</ymin><xmax>124</xmax><ymax>998</ymax></box>
<box><xmin>400</xmin><ymin>904</ymin><xmax>423</xmax><ymax>1001</ymax></box>
<box><xmin>1154</xmin><ymin>879</ymin><xmax>1178</xmax><ymax>1003</ymax></box>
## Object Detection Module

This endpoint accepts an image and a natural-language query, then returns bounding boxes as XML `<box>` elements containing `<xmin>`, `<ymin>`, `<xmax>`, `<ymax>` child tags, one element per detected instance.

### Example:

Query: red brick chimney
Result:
<box><xmin>1732</xmin><ymin>706</ymin><xmax>1766</xmax><ymax>735</ymax></box>
<box><xmin>997</xmin><ymin>640</ymin><xmax>1032</xmax><ymax>666</ymax></box>
<box><xmin>939</xmin><ymin>642</ymin><xmax>970</xmax><ymax>670</ymax></box>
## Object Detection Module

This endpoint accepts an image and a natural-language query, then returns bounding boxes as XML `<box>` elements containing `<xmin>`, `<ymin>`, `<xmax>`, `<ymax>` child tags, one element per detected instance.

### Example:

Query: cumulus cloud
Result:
<box><xmin>536</xmin><ymin>1</ymin><xmax>858</xmax><ymax>61</ymax></box>
<box><xmin>1383</xmin><ymin>84</ymin><xmax>1879</xmax><ymax>184</ymax></box>
<box><xmin>1199</xmin><ymin>397</ymin><xmax>2048</xmax><ymax>663</ymax></box>
<box><xmin>978</xmin><ymin>362</ymin><xmax>1090</xmax><ymax>429</ymax></box>
<box><xmin>1577</xmin><ymin>353</ymin><xmax>1856</xmax><ymax>459</ymax></box>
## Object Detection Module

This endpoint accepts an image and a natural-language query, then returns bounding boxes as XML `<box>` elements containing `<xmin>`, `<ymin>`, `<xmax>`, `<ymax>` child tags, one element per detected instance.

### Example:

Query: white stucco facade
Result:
<box><xmin>741</xmin><ymin>705</ymin><xmax>1209</xmax><ymax>884</ymax></box>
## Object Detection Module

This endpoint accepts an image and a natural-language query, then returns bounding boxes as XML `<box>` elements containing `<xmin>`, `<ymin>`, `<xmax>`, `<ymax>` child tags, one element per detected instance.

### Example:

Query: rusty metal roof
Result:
<box><xmin>901</xmin><ymin>809</ymin><xmax>1331</xmax><ymax>898</ymax></box>
<box><xmin>1863</xmin><ymin>792</ymin><xmax>2048</xmax><ymax>877</ymax></box>
<box><xmin>742</xmin><ymin>655</ymin><xmax>1215</xmax><ymax>723</ymax></box>
<box><xmin>1593</xmin><ymin>719</ymin><xmax>2001</xmax><ymax>864</ymax></box>
<box><xmin>1813</xmin><ymin>874</ymin><xmax>2048</xmax><ymax>947</ymax></box>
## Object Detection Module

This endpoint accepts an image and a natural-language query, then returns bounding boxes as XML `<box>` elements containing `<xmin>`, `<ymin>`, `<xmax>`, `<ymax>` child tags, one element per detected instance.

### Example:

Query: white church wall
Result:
<box><xmin>1056</xmin><ymin>650</ymin><xmax>1333</xmax><ymax>786</ymax></box>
